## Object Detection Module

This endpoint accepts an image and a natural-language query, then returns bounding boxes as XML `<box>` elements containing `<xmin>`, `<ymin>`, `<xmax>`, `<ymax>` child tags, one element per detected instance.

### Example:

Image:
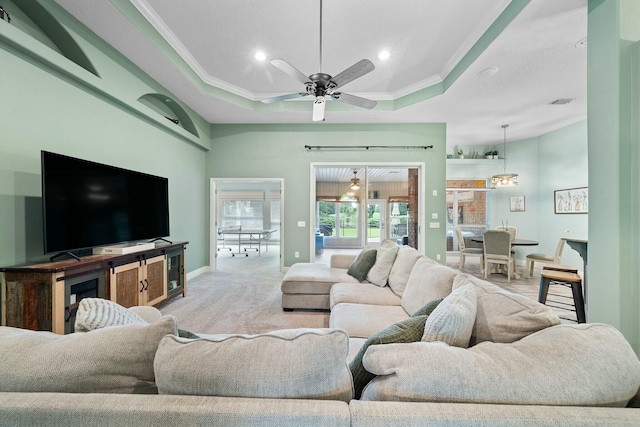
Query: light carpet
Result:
<box><xmin>160</xmin><ymin>245</ymin><xmax>329</xmax><ymax>334</ymax></box>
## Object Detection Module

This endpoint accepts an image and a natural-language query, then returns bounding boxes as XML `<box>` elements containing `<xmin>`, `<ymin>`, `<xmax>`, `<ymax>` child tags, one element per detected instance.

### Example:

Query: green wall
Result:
<box><xmin>208</xmin><ymin>124</ymin><xmax>447</xmax><ymax>266</ymax></box>
<box><xmin>587</xmin><ymin>0</ymin><xmax>640</xmax><ymax>354</ymax></box>
<box><xmin>0</xmin><ymin>1</ymin><xmax>210</xmax><ymax>272</ymax></box>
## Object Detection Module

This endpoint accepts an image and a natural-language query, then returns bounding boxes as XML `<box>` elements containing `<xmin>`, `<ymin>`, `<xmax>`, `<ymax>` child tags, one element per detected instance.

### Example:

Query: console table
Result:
<box><xmin>0</xmin><ymin>241</ymin><xmax>187</xmax><ymax>334</ymax></box>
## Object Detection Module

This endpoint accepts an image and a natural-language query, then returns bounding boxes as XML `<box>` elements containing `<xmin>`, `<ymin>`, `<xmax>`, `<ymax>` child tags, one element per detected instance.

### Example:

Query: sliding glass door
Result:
<box><xmin>366</xmin><ymin>200</ymin><xmax>386</xmax><ymax>246</ymax></box>
<box><xmin>315</xmin><ymin>165</ymin><xmax>421</xmax><ymax>251</ymax></box>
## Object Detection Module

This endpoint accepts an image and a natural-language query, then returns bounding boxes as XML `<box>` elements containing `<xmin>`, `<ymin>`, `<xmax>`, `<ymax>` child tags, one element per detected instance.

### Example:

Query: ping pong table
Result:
<box><xmin>219</xmin><ymin>228</ymin><xmax>277</xmax><ymax>257</ymax></box>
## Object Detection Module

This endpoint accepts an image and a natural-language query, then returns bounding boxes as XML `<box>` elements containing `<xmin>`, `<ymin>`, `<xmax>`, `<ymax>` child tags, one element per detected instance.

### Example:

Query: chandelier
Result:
<box><xmin>349</xmin><ymin>171</ymin><xmax>361</xmax><ymax>190</ymax></box>
<box><xmin>491</xmin><ymin>124</ymin><xmax>519</xmax><ymax>187</ymax></box>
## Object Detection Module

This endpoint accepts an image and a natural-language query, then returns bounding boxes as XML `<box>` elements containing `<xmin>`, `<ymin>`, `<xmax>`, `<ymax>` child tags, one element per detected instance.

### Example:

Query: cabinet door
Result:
<box><xmin>109</xmin><ymin>262</ymin><xmax>142</xmax><ymax>308</ymax></box>
<box><xmin>166</xmin><ymin>249</ymin><xmax>186</xmax><ymax>297</ymax></box>
<box><xmin>142</xmin><ymin>255</ymin><xmax>167</xmax><ymax>306</ymax></box>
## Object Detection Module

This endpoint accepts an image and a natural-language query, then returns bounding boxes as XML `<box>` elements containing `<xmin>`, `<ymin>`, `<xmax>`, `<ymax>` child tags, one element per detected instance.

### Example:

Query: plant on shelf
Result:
<box><xmin>457</xmin><ymin>148</ymin><xmax>464</xmax><ymax>159</ymax></box>
<box><xmin>485</xmin><ymin>150</ymin><xmax>498</xmax><ymax>159</ymax></box>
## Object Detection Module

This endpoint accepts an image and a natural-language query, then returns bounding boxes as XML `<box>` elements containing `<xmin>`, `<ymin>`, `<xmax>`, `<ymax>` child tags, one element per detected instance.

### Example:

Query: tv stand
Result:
<box><xmin>1</xmin><ymin>241</ymin><xmax>188</xmax><ymax>334</ymax></box>
<box><xmin>49</xmin><ymin>251</ymin><xmax>81</xmax><ymax>262</ymax></box>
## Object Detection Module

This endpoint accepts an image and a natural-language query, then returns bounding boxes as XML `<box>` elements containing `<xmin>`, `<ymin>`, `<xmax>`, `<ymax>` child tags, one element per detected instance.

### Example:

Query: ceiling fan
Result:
<box><xmin>260</xmin><ymin>0</ymin><xmax>377</xmax><ymax>122</ymax></box>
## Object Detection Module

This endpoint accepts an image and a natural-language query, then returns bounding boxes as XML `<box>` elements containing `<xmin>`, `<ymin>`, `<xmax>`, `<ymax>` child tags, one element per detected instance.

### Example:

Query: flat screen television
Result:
<box><xmin>41</xmin><ymin>151</ymin><xmax>170</xmax><ymax>255</ymax></box>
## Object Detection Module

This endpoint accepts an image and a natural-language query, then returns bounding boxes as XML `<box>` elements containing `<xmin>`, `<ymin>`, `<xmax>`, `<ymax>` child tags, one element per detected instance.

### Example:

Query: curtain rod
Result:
<box><xmin>304</xmin><ymin>145</ymin><xmax>434</xmax><ymax>151</ymax></box>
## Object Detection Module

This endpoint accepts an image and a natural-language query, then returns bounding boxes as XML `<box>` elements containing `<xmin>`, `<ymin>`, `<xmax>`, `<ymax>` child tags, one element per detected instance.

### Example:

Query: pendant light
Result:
<box><xmin>350</xmin><ymin>171</ymin><xmax>361</xmax><ymax>191</ymax></box>
<box><xmin>491</xmin><ymin>124</ymin><xmax>519</xmax><ymax>187</ymax></box>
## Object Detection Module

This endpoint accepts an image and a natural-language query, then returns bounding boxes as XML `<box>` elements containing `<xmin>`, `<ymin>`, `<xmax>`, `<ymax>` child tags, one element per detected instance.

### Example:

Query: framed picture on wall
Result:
<box><xmin>554</xmin><ymin>187</ymin><xmax>588</xmax><ymax>214</ymax></box>
<box><xmin>510</xmin><ymin>195</ymin><xmax>525</xmax><ymax>212</ymax></box>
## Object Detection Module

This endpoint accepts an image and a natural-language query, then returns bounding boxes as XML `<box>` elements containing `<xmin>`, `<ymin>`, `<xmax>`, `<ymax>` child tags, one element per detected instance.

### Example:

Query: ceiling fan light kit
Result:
<box><xmin>261</xmin><ymin>0</ymin><xmax>377</xmax><ymax>121</ymax></box>
<box><xmin>350</xmin><ymin>171</ymin><xmax>361</xmax><ymax>191</ymax></box>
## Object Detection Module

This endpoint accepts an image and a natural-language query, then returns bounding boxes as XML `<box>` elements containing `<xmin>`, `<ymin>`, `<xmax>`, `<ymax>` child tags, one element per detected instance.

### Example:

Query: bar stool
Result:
<box><xmin>538</xmin><ymin>269</ymin><xmax>586</xmax><ymax>323</ymax></box>
<box><xmin>542</xmin><ymin>264</ymin><xmax>578</xmax><ymax>274</ymax></box>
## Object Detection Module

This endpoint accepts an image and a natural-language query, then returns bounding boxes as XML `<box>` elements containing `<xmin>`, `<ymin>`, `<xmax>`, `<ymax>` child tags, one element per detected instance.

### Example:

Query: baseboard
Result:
<box><xmin>187</xmin><ymin>266</ymin><xmax>212</xmax><ymax>280</ymax></box>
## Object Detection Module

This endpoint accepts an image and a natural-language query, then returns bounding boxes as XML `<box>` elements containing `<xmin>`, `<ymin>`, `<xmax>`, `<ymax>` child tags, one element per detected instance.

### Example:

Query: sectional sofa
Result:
<box><xmin>0</xmin><ymin>241</ymin><xmax>639</xmax><ymax>426</ymax></box>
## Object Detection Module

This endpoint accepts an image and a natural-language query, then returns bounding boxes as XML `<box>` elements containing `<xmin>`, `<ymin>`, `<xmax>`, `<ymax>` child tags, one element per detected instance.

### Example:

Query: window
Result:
<box><xmin>446</xmin><ymin>180</ymin><xmax>489</xmax><ymax>251</ymax></box>
<box><xmin>269</xmin><ymin>191</ymin><xmax>280</xmax><ymax>241</ymax></box>
<box><xmin>389</xmin><ymin>197</ymin><xmax>409</xmax><ymax>239</ymax></box>
<box><xmin>317</xmin><ymin>198</ymin><xmax>359</xmax><ymax>238</ymax></box>
<box><xmin>219</xmin><ymin>191</ymin><xmax>264</xmax><ymax>230</ymax></box>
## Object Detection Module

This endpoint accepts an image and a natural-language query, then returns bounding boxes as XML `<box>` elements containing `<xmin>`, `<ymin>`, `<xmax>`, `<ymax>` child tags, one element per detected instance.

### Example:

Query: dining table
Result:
<box><xmin>470</xmin><ymin>237</ymin><xmax>539</xmax><ymax>247</ymax></box>
<box><xmin>471</xmin><ymin>236</ymin><xmax>539</xmax><ymax>279</ymax></box>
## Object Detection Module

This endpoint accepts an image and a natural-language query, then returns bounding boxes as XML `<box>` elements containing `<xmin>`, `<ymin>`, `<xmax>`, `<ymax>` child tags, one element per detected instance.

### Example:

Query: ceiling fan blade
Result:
<box><xmin>261</xmin><ymin>92</ymin><xmax>309</xmax><ymax>104</ymax></box>
<box><xmin>330</xmin><ymin>92</ymin><xmax>377</xmax><ymax>109</ymax></box>
<box><xmin>330</xmin><ymin>59</ymin><xmax>375</xmax><ymax>89</ymax></box>
<box><xmin>312</xmin><ymin>96</ymin><xmax>326</xmax><ymax>122</ymax></box>
<box><xmin>270</xmin><ymin>59</ymin><xmax>310</xmax><ymax>85</ymax></box>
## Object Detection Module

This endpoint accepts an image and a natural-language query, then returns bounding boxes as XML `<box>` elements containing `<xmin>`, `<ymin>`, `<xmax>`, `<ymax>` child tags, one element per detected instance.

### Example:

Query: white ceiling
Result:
<box><xmin>55</xmin><ymin>0</ymin><xmax>587</xmax><ymax>148</ymax></box>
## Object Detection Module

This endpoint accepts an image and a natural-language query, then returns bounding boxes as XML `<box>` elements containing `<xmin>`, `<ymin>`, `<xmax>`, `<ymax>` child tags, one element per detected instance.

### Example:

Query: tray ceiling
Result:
<box><xmin>54</xmin><ymin>0</ymin><xmax>587</xmax><ymax>147</ymax></box>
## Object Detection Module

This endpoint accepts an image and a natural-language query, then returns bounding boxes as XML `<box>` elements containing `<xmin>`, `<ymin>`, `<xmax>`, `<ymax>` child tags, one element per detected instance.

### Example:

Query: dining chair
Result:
<box><xmin>455</xmin><ymin>226</ymin><xmax>484</xmax><ymax>272</ymax></box>
<box><xmin>495</xmin><ymin>226</ymin><xmax>517</xmax><ymax>240</ymax></box>
<box><xmin>525</xmin><ymin>238</ymin><xmax>565</xmax><ymax>276</ymax></box>
<box><xmin>483</xmin><ymin>230</ymin><xmax>516</xmax><ymax>282</ymax></box>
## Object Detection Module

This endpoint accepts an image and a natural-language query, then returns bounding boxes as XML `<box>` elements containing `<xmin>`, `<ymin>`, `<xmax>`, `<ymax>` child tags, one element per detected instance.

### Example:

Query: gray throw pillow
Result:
<box><xmin>349</xmin><ymin>298</ymin><xmax>442</xmax><ymax>399</ymax></box>
<box><xmin>421</xmin><ymin>283</ymin><xmax>477</xmax><ymax>348</ymax></box>
<box><xmin>347</xmin><ymin>249</ymin><xmax>378</xmax><ymax>282</ymax></box>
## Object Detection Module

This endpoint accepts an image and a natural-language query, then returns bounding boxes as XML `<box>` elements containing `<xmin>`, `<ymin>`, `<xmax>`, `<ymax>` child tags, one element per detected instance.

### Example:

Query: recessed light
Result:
<box><xmin>377</xmin><ymin>50</ymin><xmax>390</xmax><ymax>61</ymax></box>
<box><xmin>477</xmin><ymin>67</ymin><xmax>499</xmax><ymax>77</ymax></box>
<box><xmin>254</xmin><ymin>51</ymin><xmax>267</xmax><ymax>61</ymax></box>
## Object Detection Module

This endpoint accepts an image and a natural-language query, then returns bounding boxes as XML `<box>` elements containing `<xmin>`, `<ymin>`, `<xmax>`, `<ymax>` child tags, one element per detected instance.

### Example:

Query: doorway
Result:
<box><xmin>312</xmin><ymin>163</ymin><xmax>424</xmax><ymax>260</ymax></box>
<box><xmin>209</xmin><ymin>178</ymin><xmax>284</xmax><ymax>271</ymax></box>
<box><xmin>367</xmin><ymin>200</ymin><xmax>386</xmax><ymax>246</ymax></box>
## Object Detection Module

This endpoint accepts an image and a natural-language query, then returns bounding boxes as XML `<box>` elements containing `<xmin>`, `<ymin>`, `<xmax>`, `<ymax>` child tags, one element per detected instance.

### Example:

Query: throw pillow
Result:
<box><xmin>178</xmin><ymin>329</ymin><xmax>200</xmax><ymax>339</ymax></box>
<box><xmin>410</xmin><ymin>297</ymin><xmax>444</xmax><ymax>317</ymax></box>
<box><xmin>421</xmin><ymin>283</ymin><xmax>477</xmax><ymax>348</ymax></box>
<box><xmin>0</xmin><ymin>315</ymin><xmax>177</xmax><ymax>394</ymax></box>
<box><xmin>154</xmin><ymin>328</ymin><xmax>353</xmax><ymax>402</ymax></box>
<box><xmin>452</xmin><ymin>273</ymin><xmax>560</xmax><ymax>345</ymax></box>
<box><xmin>400</xmin><ymin>259</ymin><xmax>457</xmax><ymax>315</ymax></box>
<box><xmin>361</xmin><ymin>323</ymin><xmax>640</xmax><ymax>406</ymax></box>
<box><xmin>366</xmin><ymin>240</ymin><xmax>399</xmax><ymax>287</ymax></box>
<box><xmin>349</xmin><ymin>298</ymin><xmax>442</xmax><ymax>399</ymax></box>
<box><xmin>347</xmin><ymin>249</ymin><xmax>378</xmax><ymax>282</ymax></box>
<box><xmin>74</xmin><ymin>298</ymin><xmax>146</xmax><ymax>332</ymax></box>
<box><xmin>387</xmin><ymin>246</ymin><xmax>424</xmax><ymax>297</ymax></box>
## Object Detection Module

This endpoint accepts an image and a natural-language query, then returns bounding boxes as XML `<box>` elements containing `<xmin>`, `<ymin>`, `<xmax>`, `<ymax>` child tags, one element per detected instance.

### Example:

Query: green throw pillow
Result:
<box><xmin>347</xmin><ymin>249</ymin><xmax>377</xmax><ymax>282</ymax></box>
<box><xmin>178</xmin><ymin>329</ymin><xmax>200</xmax><ymax>339</ymax></box>
<box><xmin>349</xmin><ymin>297</ymin><xmax>443</xmax><ymax>399</ymax></box>
<box><xmin>411</xmin><ymin>297</ymin><xmax>444</xmax><ymax>317</ymax></box>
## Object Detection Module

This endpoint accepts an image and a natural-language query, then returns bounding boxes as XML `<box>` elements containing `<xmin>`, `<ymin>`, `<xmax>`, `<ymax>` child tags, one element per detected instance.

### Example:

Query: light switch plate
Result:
<box><xmin>429</xmin><ymin>222</ymin><xmax>440</xmax><ymax>228</ymax></box>
<box><xmin>297</xmin><ymin>221</ymin><xmax>305</xmax><ymax>227</ymax></box>
<box><xmin>431</xmin><ymin>213</ymin><xmax>438</xmax><ymax>219</ymax></box>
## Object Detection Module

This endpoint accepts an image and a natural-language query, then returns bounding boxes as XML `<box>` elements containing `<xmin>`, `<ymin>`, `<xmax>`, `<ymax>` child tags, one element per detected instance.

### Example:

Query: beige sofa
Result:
<box><xmin>1</xmin><ymin>252</ymin><xmax>639</xmax><ymax>426</ymax></box>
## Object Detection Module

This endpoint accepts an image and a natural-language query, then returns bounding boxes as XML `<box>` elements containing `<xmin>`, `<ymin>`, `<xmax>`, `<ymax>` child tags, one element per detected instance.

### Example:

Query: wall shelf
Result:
<box><xmin>447</xmin><ymin>158</ymin><xmax>503</xmax><ymax>165</ymax></box>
